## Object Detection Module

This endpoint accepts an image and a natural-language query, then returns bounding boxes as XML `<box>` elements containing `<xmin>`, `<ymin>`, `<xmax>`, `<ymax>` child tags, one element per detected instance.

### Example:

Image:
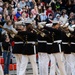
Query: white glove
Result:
<box><xmin>72</xmin><ymin>24</ymin><xmax>75</xmax><ymax>28</ymax></box>
<box><xmin>11</xmin><ymin>28</ymin><xmax>18</xmax><ymax>34</ymax></box>
<box><xmin>54</xmin><ymin>40</ymin><xmax>62</xmax><ymax>43</ymax></box>
<box><xmin>68</xmin><ymin>26</ymin><xmax>74</xmax><ymax>32</ymax></box>
<box><xmin>1</xmin><ymin>30</ymin><xmax>7</xmax><ymax>35</ymax></box>
<box><xmin>46</xmin><ymin>23</ymin><xmax>53</xmax><ymax>27</ymax></box>
<box><xmin>38</xmin><ymin>23</ymin><xmax>44</xmax><ymax>29</ymax></box>
<box><xmin>63</xmin><ymin>22</ymin><xmax>69</xmax><ymax>27</ymax></box>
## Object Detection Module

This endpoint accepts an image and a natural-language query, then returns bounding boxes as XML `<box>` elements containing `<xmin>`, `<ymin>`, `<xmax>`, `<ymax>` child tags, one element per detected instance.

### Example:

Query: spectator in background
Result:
<box><xmin>0</xmin><ymin>0</ymin><xmax>3</xmax><ymax>7</ymax></box>
<box><xmin>27</xmin><ymin>13</ymin><xmax>34</xmax><ymax>22</ymax></box>
<box><xmin>3</xmin><ymin>2</ymin><xmax>9</xmax><ymax>9</ymax></box>
<box><xmin>25</xmin><ymin>5</ymin><xmax>30</xmax><ymax>15</ymax></box>
<box><xmin>30</xmin><ymin>0</ymin><xmax>36</xmax><ymax>9</ymax></box>
<box><xmin>19</xmin><ymin>0</ymin><xmax>26</xmax><ymax>8</ymax></box>
<box><xmin>10</xmin><ymin>0</ymin><xmax>17</xmax><ymax>8</ymax></box>
<box><xmin>0</xmin><ymin>7</ymin><xmax>3</xmax><ymax>14</ymax></box>
<box><xmin>12</xmin><ymin>0</ymin><xmax>19</xmax><ymax>6</ymax></box>
<box><xmin>2</xmin><ymin>20</ymin><xmax>17</xmax><ymax>38</ymax></box>
<box><xmin>49</xmin><ymin>0</ymin><xmax>56</xmax><ymax>11</ymax></box>
<box><xmin>21</xmin><ymin>6</ymin><xmax>26</xmax><ymax>12</ymax></box>
<box><xmin>43</xmin><ymin>0</ymin><xmax>51</xmax><ymax>4</ymax></box>
<box><xmin>15</xmin><ymin>9</ymin><xmax>21</xmax><ymax>20</ymax></box>
<box><xmin>31</xmin><ymin>5</ymin><xmax>38</xmax><ymax>18</ymax></box>
<box><xmin>3</xmin><ymin>2</ymin><xmax>10</xmax><ymax>19</ymax></box>
<box><xmin>60</xmin><ymin>0</ymin><xmax>67</xmax><ymax>10</ymax></box>
<box><xmin>21</xmin><ymin>7</ymin><xmax>29</xmax><ymax>17</ymax></box>
<box><xmin>55</xmin><ymin>0</ymin><xmax>61</xmax><ymax>10</ymax></box>
<box><xmin>69</xmin><ymin>12</ymin><xmax>75</xmax><ymax>24</ymax></box>
<box><xmin>5</xmin><ymin>15</ymin><xmax>11</xmax><ymax>22</ymax></box>
<box><xmin>59</xmin><ymin>9</ymin><xmax>68</xmax><ymax>25</ymax></box>
<box><xmin>53</xmin><ymin>8</ymin><xmax>61</xmax><ymax>18</ymax></box>
<box><xmin>25</xmin><ymin>0</ymin><xmax>31</xmax><ymax>7</ymax></box>
<box><xmin>34</xmin><ymin>14</ymin><xmax>41</xmax><ymax>25</ymax></box>
<box><xmin>21</xmin><ymin>12</ymin><xmax>28</xmax><ymax>21</ymax></box>
<box><xmin>0</xmin><ymin>0</ymin><xmax>3</xmax><ymax>14</ymax></box>
<box><xmin>46</xmin><ymin>14</ymin><xmax>53</xmax><ymax>23</ymax></box>
<box><xmin>2</xmin><ymin>20</ymin><xmax>17</xmax><ymax>75</ymax></box>
<box><xmin>61</xmin><ymin>9</ymin><xmax>68</xmax><ymax>18</ymax></box>
<box><xmin>40</xmin><ymin>13</ymin><xmax>47</xmax><ymax>22</ymax></box>
<box><xmin>3</xmin><ymin>7</ymin><xmax>8</xmax><ymax>19</ymax></box>
<box><xmin>46</xmin><ymin>6</ymin><xmax>54</xmax><ymax>17</ymax></box>
<box><xmin>71</xmin><ymin>1</ymin><xmax>75</xmax><ymax>13</ymax></box>
<box><xmin>11</xmin><ymin>10</ymin><xmax>17</xmax><ymax>21</ymax></box>
<box><xmin>2</xmin><ymin>33</ymin><xmax>11</xmax><ymax>75</ymax></box>
<box><xmin>53</xmin><ymin>14</ymin><xmax>60</xmax><ymax>23</ymax></box>
<box><xmin>14</xmin><ymin>3</ymin><xmax>22</xmax><ymax>14</ymax></box>
<box><xmin>69</xmin><ymin>19</ymin><xmax>75</xmax><ymax>26</ymax></box>
<box><xmin>38</xmin><ymin>5</ymin><xmax>42</xmax><ymax>14</ymax></box>
<box><xmin>0</xmin><ymin>14</ymin><xmax>5</xmax><ymax>26</ymax></box>
<box><xmin>2</xmin><ymin>34</ymin><xmax>10</xmax><ymax>75</ymax></box>
<box><xmin>2</xmin><ymin>20</ymin><xmax>14</xmax><ymax>32</ymax></box>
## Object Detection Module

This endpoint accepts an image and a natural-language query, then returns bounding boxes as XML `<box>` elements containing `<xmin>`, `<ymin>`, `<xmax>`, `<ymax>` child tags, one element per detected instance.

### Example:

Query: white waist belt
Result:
<box><xmin>38</xmin><ymin>40</ymin><xmax>47</xmax><ymax>43</ymax></box>
<box><xmin>25</xmin><ymin>42</ymin><xmax>36</xmax><ymax>54</ymax></box>
<box><xmin>62</xmin><ymin>42</ymin><xmax>68</xmax><ymax>44</ymax></box>
<box><xmin>47</xmin><ymin>43</ymin><xmax>52</xmax><ymax>45</ymax></box>
<box><xmin>71</xmin><ymin>42</ymin><xmax>75</xmax><ymax>44</ymax></box>
<box><xmin>15</xmin><ymin>42</ymin><xmax>23</xmax><ymax>44</ymax></box>
<box><xmin>54</xmin><ymin>40</ymin><xmax>62</xmax><ymax>43</ymax></box>
<box><xmin>25</xmin><ymin>41</ymin><xmax>36</xmax><ymax>44</ymax></box>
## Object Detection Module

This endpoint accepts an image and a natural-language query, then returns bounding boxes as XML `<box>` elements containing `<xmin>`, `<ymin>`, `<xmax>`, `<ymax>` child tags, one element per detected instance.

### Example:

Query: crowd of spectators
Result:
<box><xmin>0</xmin><ymin>0</ymin><xmax>75</xmax><ymax>31</ymax></box>
<box><xmin>0</xmin><ymin>0</ymin><xmax>75</xmax><ymax>75</ymax></box>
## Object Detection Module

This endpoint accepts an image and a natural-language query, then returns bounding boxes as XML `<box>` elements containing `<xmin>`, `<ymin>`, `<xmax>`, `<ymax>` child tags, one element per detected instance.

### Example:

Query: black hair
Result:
<box><xmin>1</xmin><ymin>34</ymin><xmax>7</xmax><ymax>42</ymax></box>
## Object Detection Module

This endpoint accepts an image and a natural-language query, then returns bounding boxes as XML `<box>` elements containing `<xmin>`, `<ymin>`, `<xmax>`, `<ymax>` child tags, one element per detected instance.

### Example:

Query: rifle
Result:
<box><xmin>0</xmin><ymin>25</ymin><xmax>15</xmax><ymax>34</ymax></box>
<box><xmin>0</xmin><ymin>25</ymin><xmax>24</xmax><ymax>42</ymax></box>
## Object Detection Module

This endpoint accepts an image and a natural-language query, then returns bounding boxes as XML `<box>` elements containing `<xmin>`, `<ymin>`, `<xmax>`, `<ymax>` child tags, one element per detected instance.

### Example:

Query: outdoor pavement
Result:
<box><xmin>9</xmin><ymin>54</ymin><xmax>50</xmax><ymax>75</ymax></box>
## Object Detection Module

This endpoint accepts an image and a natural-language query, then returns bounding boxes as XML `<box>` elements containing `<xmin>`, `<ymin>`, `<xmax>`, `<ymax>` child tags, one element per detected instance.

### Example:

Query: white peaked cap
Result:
<box><xmin>65</xmin><ymin>22</ymin><xmax>69</xmax><ymax>26</ymax></box>
<box><xmin>68</xmin><ymin>26</ymin><xmax>74</xmax><ymax>32</ymax></box>
<box><xmin>38</xmin><ymin>22</ymin><xmax>46</xmax><ymax>26</ymax></box>
<box><xmin>71</xmin><ymin>24</ymin><xmax>75</xmax><ymax>28</ymax></box>
<box><xmin>46</xmin><ymin>23</ymin><xmax>53</xmax><ymax>27</ymax></box>
<box><xmin>63</xmin><ymin>22</ymin><xmax>69</xmax><ymax>27</ymax></box>
<box><xmin>11</xmin><ymin>28</ymin><xmax>18</xmax><ymax>34</ymax></box>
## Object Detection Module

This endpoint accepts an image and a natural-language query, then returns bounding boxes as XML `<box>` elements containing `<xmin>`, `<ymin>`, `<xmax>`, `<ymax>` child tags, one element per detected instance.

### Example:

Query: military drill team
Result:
<box><xmin>0</xmin><ymin>20</ymin><xmax>75</xmax><ymax>75</ymax></box>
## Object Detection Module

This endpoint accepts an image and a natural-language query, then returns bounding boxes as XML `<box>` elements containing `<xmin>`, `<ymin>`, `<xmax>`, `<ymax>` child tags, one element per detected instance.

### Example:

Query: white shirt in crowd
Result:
<box><xmin>19</xmin><ymin>1</ymin><xmax>26</xmax><ymax>8</ymax></box>
<box><xmin>59</xmin><ymin>16</ymin><xmax>68</xmax><ymax>25</ymax></box>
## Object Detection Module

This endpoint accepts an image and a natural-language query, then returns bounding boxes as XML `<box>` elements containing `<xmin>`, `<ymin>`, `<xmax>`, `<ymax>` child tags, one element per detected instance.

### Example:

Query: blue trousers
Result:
<box><xmin>3</xmin><ymin>51</ymin><xmax>11</xmax><ymax>74</ymax></box>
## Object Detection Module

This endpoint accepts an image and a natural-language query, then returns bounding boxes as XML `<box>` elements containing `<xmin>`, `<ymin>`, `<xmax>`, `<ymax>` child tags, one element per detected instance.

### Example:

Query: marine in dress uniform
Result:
<box><xmin>45</xmin><ymin>27</ymin><xmax>60</xmax><ymax>75</ymax></box>
<box><xmin>62</xmin><ymin>29</ymin><xmax>72</xmax><ymax>75</ymax></box>
<box><xmin>61</xmin><ymin>24</ymin><xmax>75</xmax><ymax>75</ymax></box>
<box><xmin>39</xmin><ymin>23</ymin><xmax>67</xmax><ymax>75</ymax></box>
<box><xmin>12</xmin><ymin>28</ymin><xmax>24</xmax><ymax>75</ymax></box>
<box><xmin>18</xmin><ymin>23</ymin><xmax>38</xmax><ymax>75</ymax></box>
<box><xmin>37</xmin><ymin>28</ymin><xmax>49</xmax><ymax>75</ymax></box>
<box><xmin>69</xmin><ymin>30</ymin><xmax>75</xmax><ymax>75</ymax></box>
